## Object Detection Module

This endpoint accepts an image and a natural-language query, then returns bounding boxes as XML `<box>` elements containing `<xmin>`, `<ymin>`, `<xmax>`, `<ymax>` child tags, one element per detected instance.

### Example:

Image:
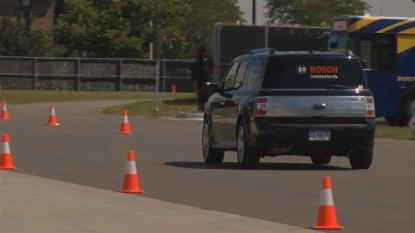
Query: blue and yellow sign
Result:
<box><xmin>339</xmin><ymin>16</ymin><xmax>415</xmax><ymax>35</ymax></box>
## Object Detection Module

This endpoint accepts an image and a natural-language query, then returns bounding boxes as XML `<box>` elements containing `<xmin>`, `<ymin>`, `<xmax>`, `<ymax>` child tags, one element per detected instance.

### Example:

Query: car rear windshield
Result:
<box><xmin>262</xmin><ymin>55</ymin><xmax>367</xmax><ymax>89</ymax></box>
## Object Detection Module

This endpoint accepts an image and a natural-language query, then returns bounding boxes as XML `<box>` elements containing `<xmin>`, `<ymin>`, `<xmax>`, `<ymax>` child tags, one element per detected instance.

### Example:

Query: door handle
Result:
<box><xmin>235</xmin><ymin>99</ymin><xmax>239</xmax><ymax>104</ymax></box>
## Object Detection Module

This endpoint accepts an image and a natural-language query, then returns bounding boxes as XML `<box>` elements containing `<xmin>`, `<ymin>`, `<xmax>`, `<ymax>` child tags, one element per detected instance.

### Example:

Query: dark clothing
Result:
<box><xmin>194</xmin><ymin>81</ymin><xmax>206</xmax><ymax>111</ymax></box>
<box><xmin>191</xmin><ymin>54</ymin><xmax>214</xmax><ymax>83</ymax></box>
<box><xmin>191</xmin><ymin>53</ymin><xmax>215</xmax><ymax>111</ymax></box>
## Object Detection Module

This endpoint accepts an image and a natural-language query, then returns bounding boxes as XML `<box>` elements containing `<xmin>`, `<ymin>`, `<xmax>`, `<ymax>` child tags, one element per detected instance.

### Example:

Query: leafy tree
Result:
<box><xmin>265</xmin><ymin>0</ymin><xmax>371</xmax><ymax>26</ymax></box>
<box><xmin>105</xmin><ymin>0</ymin><xmax>192</xmax><ymax>59</ymax></box>
<box><xmin>53</xmin><ymin>0</ymin><xmax>243</xmax><ymax>59</ymax></box>
<box><xmin>181</xmin><ymin>0</ymin><xmax>244</xmax><ymax>58</ymax></box>
<box><xmin>0</xmin><ymin>18</ymin><xmax>51</xmax><ymax>56</ymax></box>
<box><xmin>53</xmin><ymin>0</ymin><xmax>192</xmax><ymax>58</ymax></box>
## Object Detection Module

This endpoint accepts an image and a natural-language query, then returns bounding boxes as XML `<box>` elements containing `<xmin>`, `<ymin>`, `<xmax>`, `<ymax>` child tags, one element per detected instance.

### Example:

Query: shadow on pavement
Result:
<box><xmin>164</xmin><ymin>161</ymin><xmax>352</xmax><ymax>171</ymax></box>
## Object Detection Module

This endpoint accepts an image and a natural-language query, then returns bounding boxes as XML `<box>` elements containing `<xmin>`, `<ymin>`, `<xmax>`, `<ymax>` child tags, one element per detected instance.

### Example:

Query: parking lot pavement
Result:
<box><xmin>0</xmin><ymin>171</ymin><xmax>322</xmax><ymax>233</ymax></box>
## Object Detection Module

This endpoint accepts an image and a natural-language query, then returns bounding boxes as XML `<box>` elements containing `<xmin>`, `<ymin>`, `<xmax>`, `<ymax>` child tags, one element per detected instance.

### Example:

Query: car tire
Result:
<box><xmin>405</xmin><ymin>94</ymin><xmax>415</xmax><ymax>122</ymax></box>
<box><xmin>202</xmin><ymin>119</ymin><xmax>224</xmax><ymax>164</ymax></box>
<box><xmin>236</xmin><ymin>121</ymin><xmax>260</xmax><ymax>169</ymax></box>
<box><xmin>349</xmin><ymin>148</ymin><xmax>373</xmax><ymax>169</ymax></box>
<box><xmin>310</xmin><ymin>155</ymin><xmax>332</xmax><ymax>165</ymax></box>
<box><xmin>386</xmin><ymin>94</ymin><xmax>415</xmax><ymax>126</ymax></box>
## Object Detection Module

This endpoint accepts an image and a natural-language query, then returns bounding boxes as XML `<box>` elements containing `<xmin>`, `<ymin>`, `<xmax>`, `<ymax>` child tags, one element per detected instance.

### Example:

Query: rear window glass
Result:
<box><xmin>262</xmin><ymin>56</ymin><xmax>367</xmax><ymax>89</ymax></box>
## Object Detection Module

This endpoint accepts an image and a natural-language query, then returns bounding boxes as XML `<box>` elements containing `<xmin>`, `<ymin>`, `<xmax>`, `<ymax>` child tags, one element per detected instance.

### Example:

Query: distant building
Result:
<box><xmin>0</xmin><ymin>0</ymin><xmax>55</xmax><ymax>32</ymax></box>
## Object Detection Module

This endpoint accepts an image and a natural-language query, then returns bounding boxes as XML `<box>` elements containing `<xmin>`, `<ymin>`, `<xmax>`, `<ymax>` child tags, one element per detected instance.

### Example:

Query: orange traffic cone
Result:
<box><xmin>0</xmin><ymin>134</ymin><xmax>16</xmax><ymax>170</ymax></box>
<box><xmin>119</xmin><ymin>110</ymin><xmax>131</xmax><ymax>134</ymax></box>
<box><xmin>120</xmin><ymin>150</ymin><xmax>144</xmax><ymax>194</ymax></box>
<box><xmin>1</xmin><ymin>100</ymin><xmax>9</xmax><ymax>120</ymax></box>
<box><xmin>312</xmin><ymin>176</ymin><xmax>344</xmax><ymax>230</ymax></box>
<box><xmin>171</xmin><ymin>84</ymin><xmax>176</xmax><ymax>93</ymax></box>
<box><xmin>46</xmin><ymin>104</ymin><xmax>59</xmax><ymax>126</ymax></box>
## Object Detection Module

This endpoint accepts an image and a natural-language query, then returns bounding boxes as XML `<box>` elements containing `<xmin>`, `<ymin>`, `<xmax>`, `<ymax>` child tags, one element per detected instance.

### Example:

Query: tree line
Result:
<box><xmin>0</xmin><ymin>0</ymin><xmax>370</xmax><ymax>59</ymax></box>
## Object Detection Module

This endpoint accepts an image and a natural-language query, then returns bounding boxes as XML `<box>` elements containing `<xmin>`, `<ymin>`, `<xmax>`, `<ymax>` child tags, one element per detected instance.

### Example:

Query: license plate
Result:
<box><xmin>309</xmin><ymin>129</ymin><xmax>330</xmax><ymax>141</ymax></box>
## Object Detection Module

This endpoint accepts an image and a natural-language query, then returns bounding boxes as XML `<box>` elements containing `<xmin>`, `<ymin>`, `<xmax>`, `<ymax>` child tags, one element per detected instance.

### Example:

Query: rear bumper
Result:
<box><xmin>248</xmin><ymin>119</ymin><xmax>375</xmax><ymax>155</ymax></box>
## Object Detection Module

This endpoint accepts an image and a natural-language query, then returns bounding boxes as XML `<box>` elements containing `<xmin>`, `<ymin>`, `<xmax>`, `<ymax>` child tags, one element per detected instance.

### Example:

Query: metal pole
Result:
<box><xmin>154</xmin><ymin>34</ymin><xmax>161</xmax><ymax>113</ymax></box>
<box><xmin>149</xmin><ymin>21</ymin><xmax>153</xmax><ymax>60</ymax></box>
<box><xmin>162</xmin><ymin>59</ymin><xmax>166</xmax><ymax>92</ymax></box>
<box><xmin>22</xmin><ymin>0</ymin><xmax>31</xmax><ymax>32</ymax></box>
<box><xmin>265</xmin><ymin>25</ymin><xmax>269</xmax><ymax>48</ymax></box>
<box><xmin>33</xmin><ymin>57</ymin><xmax>37</xmax><ymax>90</ymax></box>
<box><xmin>76</xmin><ymin>58</ymin><xmax>80</xmax><ymax>91</ymax></box>
<box><xmin>252</xmin><ymin>0</ymin><xmax>256</xmax><ymax>25</ymax></box>
<box><xmin>118</xmin><ymin>59</ymin><xmax>123</xmax><ymax>91</ymax></box>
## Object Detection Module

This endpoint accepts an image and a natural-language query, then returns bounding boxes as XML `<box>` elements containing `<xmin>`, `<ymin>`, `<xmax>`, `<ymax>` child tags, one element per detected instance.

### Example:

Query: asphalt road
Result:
<box><xmin>1</xmin><ymin>100</ymin><xmax>415</xmax><ymax>233</ymax></box>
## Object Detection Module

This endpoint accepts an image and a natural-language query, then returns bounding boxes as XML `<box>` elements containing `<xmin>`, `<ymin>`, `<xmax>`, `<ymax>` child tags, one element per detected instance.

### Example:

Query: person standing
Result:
<box><xmin>191</xmin><ymin>46</ymin><xmax>215</xmax><ymax>112</ymax></box>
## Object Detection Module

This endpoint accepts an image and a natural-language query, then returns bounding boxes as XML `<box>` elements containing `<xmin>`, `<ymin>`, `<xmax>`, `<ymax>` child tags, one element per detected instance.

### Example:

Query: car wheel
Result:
<box><xmin>236</xmin><ymin>121</ymin><xmax>260</xmax><ymax>169</ymax></box>
<box><xmin>310</xmin><ymin>155</ymin><xmax>332</xmax><ymax>165</ymax></box>
<box><xmin>202</xmin><ymin>119</ymin><xmax>224</xmax><ymax>164</ymax></box>
<box><xmin>405</xmin><ymin>94</ymin><xmax>415</xmax><ymax>122</ymax></box>
<box><xmin>386</xmin><ymin>94</ymin><xmax>415</xmax><ymax>126</ymax></box>
<box><xmin>349</xmin><ymin>148</ymin><xmax>373</xmax><ymax>169</ymax></box>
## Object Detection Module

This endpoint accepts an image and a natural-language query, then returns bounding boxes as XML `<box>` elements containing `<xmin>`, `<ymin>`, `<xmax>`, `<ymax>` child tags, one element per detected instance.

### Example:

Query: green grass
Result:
<box><xmin>102</xmin><ymin>97</ymin><xmax>200</xmax><ymax>117</ymax></box>
<box><xmin>375</xmin><ymin>119</ymin><xmax>414</xmax><ymax>140</ymax></box>
<box><xmin>0</xmin><ymin>90</ymin><xmax>194</xmax><ymax>104</ymax></box>
<box><xmin>1</xmin><ymin>90</ymin><xmax>413</xmax><ymax>140</ymax></box>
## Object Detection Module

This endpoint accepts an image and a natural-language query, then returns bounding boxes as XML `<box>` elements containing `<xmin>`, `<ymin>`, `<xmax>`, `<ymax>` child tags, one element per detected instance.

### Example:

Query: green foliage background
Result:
<box><xmin>0</xmin><ymin>18</ymin><xmax>52</xmax><ymax>56</ymax></box>
<box><xmin>0</xmin><ymin>0</ymin><xmax>372</xmax><ymax>58</ymax></box>
<box><xmin>52</xmin><ymin>0</ymin><xmax>243</xmax><ymax>59</ymax></box>
<box><xmin>265</xmin><ymin>0</ymin><xmax>371</xmax><ymax>26</ymax></box>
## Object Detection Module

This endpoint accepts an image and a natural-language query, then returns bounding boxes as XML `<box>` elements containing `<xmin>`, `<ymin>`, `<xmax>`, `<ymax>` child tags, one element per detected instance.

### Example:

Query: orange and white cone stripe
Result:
<box><xmin>1</xmin><ymin>100</ymin><xmax>9</xmax><ymax>120</ymax></box>
<box><xmin>123</xmin><ymin>113</ymin><xmax>129</xmax><ymax>124</ymax></box>
<box><xmin>46</xmin><ymin>104</ymin><xmax>59</xmax><ymax>126</ymax></box>
<box><xmin>319</xmin><ymin>184</ymin><xmax>334</xmax><ymax>206</ymax></box>
<box><xmin>312</xmin><ymin>176</ymin><xmax>344</xmax><ymax>230</ymax></box>
<box><xmin>125</xmin><ymin>156</ymin><xmax>137</xmax><ymax>175</ymax></box>
<box><xmin>0</xmin><ymin>134</ymin><xmax>16</xmax><ymax>170</ymax></box>
<box><xmin>119</xmin><ymin>110</ymin><xmax>131</xmax><ymax>134</ymax></box>
<box><xmin>120</xmin><ymin>150</ymin><xmax>143</xmax><ymax>193</ymax></box>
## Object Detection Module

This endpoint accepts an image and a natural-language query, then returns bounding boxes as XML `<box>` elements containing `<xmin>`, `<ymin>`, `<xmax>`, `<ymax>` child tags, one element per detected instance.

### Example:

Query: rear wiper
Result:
<box><xmin>326</xmin><ymin>85</ymin><xmax>355</xmax><ymax>89</ymax></box>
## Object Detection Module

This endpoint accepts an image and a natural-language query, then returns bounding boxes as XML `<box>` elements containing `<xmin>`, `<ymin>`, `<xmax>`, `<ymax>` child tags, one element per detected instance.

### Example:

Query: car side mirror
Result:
<box><xmin>204</xmin><ymin>82</ymin><xmax>221</xmax><ymax>95</ymax></box>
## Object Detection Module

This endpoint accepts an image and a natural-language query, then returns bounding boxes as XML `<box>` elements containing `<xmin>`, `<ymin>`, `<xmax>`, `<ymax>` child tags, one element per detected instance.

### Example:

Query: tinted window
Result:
<box><xmin>245</xmin><ymin>60</ymin><xmax>266</xmax><ymax>90</ymax></box>
<box><xmin>262</xmin><ymin>56</ymin><xmax>367</xmax><ymax>89</ymax></box>
<box><xmin>233</xmin><ymin>61</ymin><xmax>249</xmax><ymax>89</ymax></box>
<box><xmin>222</xmin><ymin>62</ymin><xmax>239</xmax><ymax>90</ymax></box>
<box><xmin>352</xmin><ymin>34</ymin><xmax>396</xmax><ymax>72</ymax></box>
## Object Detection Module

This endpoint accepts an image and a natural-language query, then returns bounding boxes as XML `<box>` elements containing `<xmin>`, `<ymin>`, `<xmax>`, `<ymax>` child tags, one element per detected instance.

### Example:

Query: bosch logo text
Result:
<box><xmin>310</xmin><ymin>66</ymin><xmax>338</xmax><ymax>74</ymax></box>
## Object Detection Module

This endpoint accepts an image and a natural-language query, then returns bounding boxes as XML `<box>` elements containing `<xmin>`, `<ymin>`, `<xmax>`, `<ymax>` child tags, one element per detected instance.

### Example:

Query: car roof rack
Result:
<box><xmin>248</xmin><ymin>48</ymin><xmax>277</xmax><ymax>55</ymax></box>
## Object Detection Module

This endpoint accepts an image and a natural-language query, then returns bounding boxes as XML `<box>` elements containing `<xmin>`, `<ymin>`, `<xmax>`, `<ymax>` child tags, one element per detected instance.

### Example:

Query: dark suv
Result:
<box><xmin>202</xmin><ymin>48</ymin><xmax>375</xmax><ymax>169</ymax></box>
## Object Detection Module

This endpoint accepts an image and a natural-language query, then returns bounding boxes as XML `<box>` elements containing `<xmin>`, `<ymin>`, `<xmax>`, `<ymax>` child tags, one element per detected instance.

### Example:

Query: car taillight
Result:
<box><xmin>254</xmin><ymin>97</ymin><xmax>268</xmax><ymax>117</ymax></box>
<box><xmin>365</xmin><ymin>97</ymin><xmax>375</xmax><ymax>118</ymax></box>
